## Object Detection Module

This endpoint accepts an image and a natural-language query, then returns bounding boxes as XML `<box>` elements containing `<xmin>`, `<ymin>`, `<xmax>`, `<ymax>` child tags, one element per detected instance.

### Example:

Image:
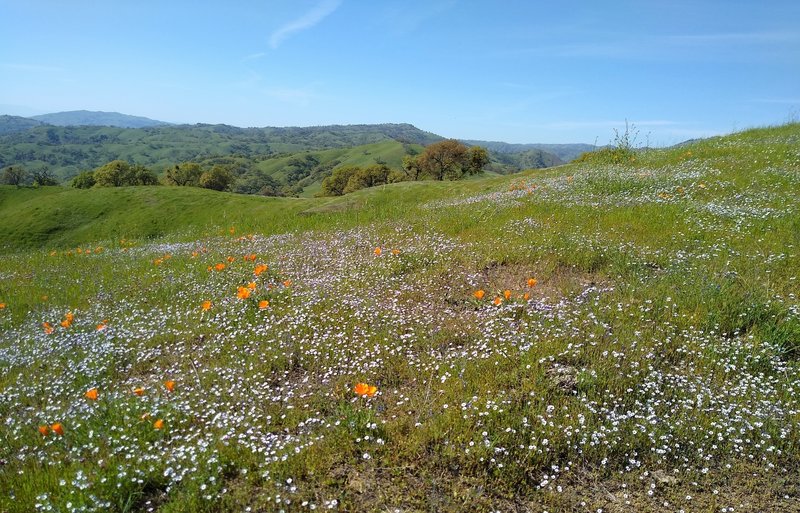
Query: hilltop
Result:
<box><xmin>30</xmin><ymin>110</ymin><xmax>171</xmax><ymax>128</ymax></box>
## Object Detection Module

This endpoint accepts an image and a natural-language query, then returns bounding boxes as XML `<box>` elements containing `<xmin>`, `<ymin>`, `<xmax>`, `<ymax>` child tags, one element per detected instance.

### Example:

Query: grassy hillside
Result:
<box><xmin>1</xmin><ymin>123</ymin><xmax>799</xmax><ymax>512</ymax></box>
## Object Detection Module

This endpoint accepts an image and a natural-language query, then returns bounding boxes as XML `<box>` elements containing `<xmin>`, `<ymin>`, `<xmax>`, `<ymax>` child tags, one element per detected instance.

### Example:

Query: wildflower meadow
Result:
<box><xmin>1</xmin><ymin>123</ymin><xmax>800</xmax><ymax>512</ymax></box>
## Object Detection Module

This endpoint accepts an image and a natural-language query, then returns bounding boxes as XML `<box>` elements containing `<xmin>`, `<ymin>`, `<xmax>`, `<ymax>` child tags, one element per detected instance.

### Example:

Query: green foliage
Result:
<box><xmin>164</xmin><ymin>162</ymin><xmax>203</xmax><ymax>186</ymax></box>
<box><xmin>320</xmin><ymin>165</ymin><xmax>360</xmax><ymax>196</ymax></box>
<box><xmin>405</xmin><ymin>140</ymin><xmax>490</xmax><ymax>180</ymax></box>
<box><xmin>1</xmin><ymin>165</ymin><xmax>28</xmax><ymax>186</ymax></box>
<box><xmin>199</xmin><ymin>165</ymin><xmax>233</xmax><ymax>191</ymax></box>
<box><xmin>31</xmin><ymin>167</ymin><xmax>59</xmax><ymax>186</ymax></box>
<box><xmin>71</xmin><ymin>170</ymin><xmax>96</xmax><ymax>189</ymax></box>
<box><xmin>93</xmin><ymin>160</ymin><xmax>159</xmax><ymax>187</ymax></box>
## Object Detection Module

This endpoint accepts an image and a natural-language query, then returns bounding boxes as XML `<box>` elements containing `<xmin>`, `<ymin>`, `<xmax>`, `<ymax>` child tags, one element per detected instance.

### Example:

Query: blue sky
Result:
<box><xmin>1</xmin><ymin>0</ymin><xmax>798</xmax><ymax>144</ymax></box>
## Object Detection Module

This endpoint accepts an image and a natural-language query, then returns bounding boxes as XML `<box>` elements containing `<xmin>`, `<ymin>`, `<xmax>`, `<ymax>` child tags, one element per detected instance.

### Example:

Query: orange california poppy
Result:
<box><xmin>237</xmin><ymin>286</ymin><xmax>251</xmax><ymax>300</ymax></box>
<box><xmin>60</xmin><ymin>319</ymin><xmax>72</xmax><ymax>329</ymax></box>
<box><xmin>374</xmin><ymin>247</ymin><xmax>382</xmax><ymax>256</ymax></box>
<box><xmin>84</xmin><ymin>388</ymin><xmax>98</xmax><ymax>401</ymax></box>
<box><xmin>226</xmin><ymin>256</ymin><xmax>235</xmax><ymax>263</ymax></box>
<box><xmin>354</xmin><ymin>383</ymin><xmax>370</xmax><ymax>395</ymax></box>
<box><xmin>503</xmin><ymin>289</ymin><xmax>512</xmax><ymax>300</ymax></box>
<box><xmin>247</xmin><ymin>281</ymin><xmax>257</xmax><ymax>290</ymax></box>
<box><xmin>254</xmin><ymin>264</ymin><xmax>268</xmax><ymax>276</ymax></box>
<box><xmin>96</xmin><ymin>323</ymin><xmax>107</xmax><ymax>331</ymax></box>
<box><xmin>258</xmin><ymin>300</ymin><xmax>270</xmax><ymax>309</ymax></box>
<box><xmin>493</xmin><ymin>296</ymin><xmax>503</xmax><ymax>306</ymax></box>
<box><xmin>153</xmin><ymin>419</ymin><xmax>164</xmax><ymax>430</ymax></box>
<box><xmin>133</xmin><ymin>387</ymin><xmax>145</xmax><ymax>396</ymax></box>
<box><xmin>523</xmin><ymin>292</ymin><xmax>531</xmax><ymax>301</ymax></box>
<box><xmin>192</xmin><ymin>251</ymin><xmax>199</xmax><ymax>258</ymax></box>
<box><xmin>38</xmin><ymin>425</ymin><xmax>50</xmax><ymax>436</ymax></box>
<box><xmin>391</xmin><ymin>249</ymin><xmax>400</xmax><ymax>255</ymax></box>
<box><xmin>473</xmin><ymin>290</ymin><xmax>485</xmax><ymax>300</ymax></box>
<box><xmin>283</xmin><ymin>280</ymin><xmax>292</xmax><ymax>288</ymax></box>
<box><xmin>214</xmin><ymin>263</ymin><xmax>226</xmax><ymax>271</ymax></box>
<box><xmin>201</xmin><ymin>300</ymin><xmax>212</xmax><ymax>311</ymax></box>
<box><xmin>43</xmin><ymin>322</ymin><xmax>54</xmax><ymax>334</ymax></box>
<box><xmin>51</xmin><ymin>423</ymin><xmax>64</xmax><ymax>436</ymax></box>
<box><xmin>0</xmin><ymin>303</ymin><xmax>6</xmax><ymax>309</ymax></box>
<box><xmin>366</xmin><ymin>385</ymin><xmax>378</xmax><ymax>397</ymax></box>
<box><xmin>164</xmin><ymin>380</ymin><xmax>176</xmax><ymax>392</ymax></box>
<box><xmin>527</xmin><ymin>278</ymin><xmax>538</xmax><ymax>288</ymax></box>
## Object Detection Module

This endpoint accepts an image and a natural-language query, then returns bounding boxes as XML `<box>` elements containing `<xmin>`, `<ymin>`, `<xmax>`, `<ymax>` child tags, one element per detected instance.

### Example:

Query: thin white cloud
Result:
<box><xmin>269</xmin><ymin>0</ymin><xmax>341</xmax><ymax>49</ymax></box>
<box><xmin>241</xmin><ymin>52</ymin><xmax>266</xmax><ymax>62</ymax></box>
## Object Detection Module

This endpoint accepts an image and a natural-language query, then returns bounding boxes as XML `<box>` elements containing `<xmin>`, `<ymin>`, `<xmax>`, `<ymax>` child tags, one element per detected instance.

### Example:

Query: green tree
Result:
<box><xmin>131</xmin><ymin>164</ymin><xmax>159</xmax><ymax>185</ymax></box>
<box><xmin>1</xmin><ymin>166</ymin><xmax>29</xmax><ymax>186</ymax></box>
<box><xmin>93</xmin><ymin>160</ymin><xmax>158</xmax><ymax>187</ymax></box>
<box><xmin>93</xmin><ymin>160</ymin><xmax>134</xmax><ymax>187</ymax></box>
<box><xmin>71</xmin><ymin>170</ymin><xmax>96</xmax><ymax>189</ymax></box>
<box><xmin>320</xmin><ymin>166</ymin><xmax>360</xmax><ymax>196</ymax></box>
<box><xmin>199</xmin><ymin>165</ymin><xmax>233</xmax><ymax>191</ymax></box>
<box><xmin>467</xmin><ymin>146</ymin><xmax>490</xmax><ymax>175</ymax></box>
<box><xmin>343</xmin><ymin>164</ymin><xmax>392</xmax><ymax>194</ymax></box>
<box><xmin>31</xmin><ymin>167</ymin><xmax>59</xmax><ymax>186</ymax></box>
<box><xmin>164</xmin><ymin>162</ymin><xmax>202</xmax><ymax>186</ymax></box>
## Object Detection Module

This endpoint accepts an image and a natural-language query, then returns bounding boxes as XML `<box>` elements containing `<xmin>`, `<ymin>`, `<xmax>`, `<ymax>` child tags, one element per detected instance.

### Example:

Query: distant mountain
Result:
<box><xmin>462</xmin><ymin>139</ymin><xmax>596</xmax><ymax>162</ymax></box>
<box><xmin>31</xmin><ymin>110</ymin><xmax>170</xmax><ymax>128</ymax></box>
<box><xmin>0</xmin><ymin>115</ymin><xmax>46</xmax><ymax>135</ymax></box>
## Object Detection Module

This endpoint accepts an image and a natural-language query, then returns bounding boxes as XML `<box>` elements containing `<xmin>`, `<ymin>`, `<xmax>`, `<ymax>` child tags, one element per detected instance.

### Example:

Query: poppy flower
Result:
<box><xmin>247</xmin><ymin>281</ymin><xmax>257</xmax><ymax>290</ymax></box>
<box><xmin>354</xmin><ymin>383</ymin><xmax>370</xmax><ymax>395</ymax></box>
<box><xmin>153</xmin><ymin>419</ymin><xmax>164</xmax><ymax>430</ymax></box>
<box><xmin>237</xmin><ymin>286</ymin><xmax>251</xmax><ymax>300</ymax></box>
<box><xmin>51</xmin><ymin>423</ymin><xmax>64</xmax><ymax>436</ymax></box>
<box><xmin>367</xmin><ymin>385</ymin><xmax>378</xmax><ymax>397</ymax></box>
<box><xmin>523</xmin><ymin>292</ymin><xmax>531</xmax><ymax>301</ymax></box>
<box><xmin>527</xmin><ymin>278</ymin><xmax>537</xmax><ymax>288</ymax></box>
<box><xmin>43</xmin><ymin>322</ymin><xmax>54</xmax><ymax>335</ymax></box>
<box><xmin>133</xmin><ymin>387</ymin><xmax>145</xmax><ymax>396</ymax></box>
<box><xmin>374</xmin><ymin>247</ymin><xmax>382</xmax><ymax>256</ymax></box>
<box><xmin>254</xmin><ymin>264</ymin><xmax>268</xmax><ymax>276</ymax></box>
<box><xmin>258</xmin><ymin>300</ymin><xmax>270</xmax><ymax>310</ymax></box>
<box><xmin>473</xmin><ymin>290</ymin><xmax>485</xmax><ymax>300</ymax></box>
<box><xmin>38</xmin><ymin>425</ymin><xmax>50</xmax><ymax>436</ymax></box>
<box><xmin>391</xmin><ymin>249</ymin><xmax>400</xmax><ymax>255</ymax></box>
<box><xmin>226</xmin><ymin>256</ymin><xmax>235</xmax><ymax>263</ymax></box>
<box><xmin>503</xmin><ymin>289</ymin><xmax>512</xmax><ymax>300</ymax></box>
<box><xmin>84</xmin><ymin>388</ymin><xmax>98</xmax><ymax>401</ymax></box>
<box><xmin>0</xmin><ymin>303</ymin><xmax>6</xmax><ymax>309</ymax></box>
<box><xmin>493</xmin><ymin>297</ymin><xmax>503</xmax><ymax>306</ymax></box>
<box><xmin>214</xmin><ymin>263</ymin><xmax>226</xmax><ymax>271</ymax></box>
<box><xmin>201</xmin><ymin>300</ymin><xmax>212</xmax><ymax>311</ymax></box>
<box><xmin>283</xmin><ymin>280</ymin><xmax>292</xmax><ymax>288</ymax></box>
<box><xmin>164</xmin><ymin>380</ymin><xmax>176</xmax><ymax>392</ymax></box>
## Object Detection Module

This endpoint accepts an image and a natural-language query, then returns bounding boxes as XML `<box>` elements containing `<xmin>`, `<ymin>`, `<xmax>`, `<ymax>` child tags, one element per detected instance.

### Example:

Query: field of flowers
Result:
<box><xmin>1</xmin><ymin>123</ymin><xmax>799</xmax><ymax>512</ymax></box>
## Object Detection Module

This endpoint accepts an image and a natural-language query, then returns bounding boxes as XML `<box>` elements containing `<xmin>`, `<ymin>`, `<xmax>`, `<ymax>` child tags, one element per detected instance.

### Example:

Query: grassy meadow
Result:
<box><xmin>1</xmin><ymin>123</ymin><xmax>799</xmax><ymax>512</ymax></box>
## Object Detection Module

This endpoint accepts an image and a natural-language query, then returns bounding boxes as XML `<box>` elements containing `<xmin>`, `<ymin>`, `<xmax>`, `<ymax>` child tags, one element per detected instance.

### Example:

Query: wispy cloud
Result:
<box><xmin>241</xmin><ymin>52</ymin><xmax>266</xmax><ymax>62</ymax></box>
<box><xmin>269</xmin><ymin>0</ymin><xmax>341</xmax><ymax>49</ymax></box>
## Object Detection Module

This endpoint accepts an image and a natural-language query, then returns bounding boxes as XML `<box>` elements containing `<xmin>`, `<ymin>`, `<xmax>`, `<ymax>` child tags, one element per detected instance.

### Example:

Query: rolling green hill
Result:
<box><xmin>0</xmin><ymin>122</ymin><xmax>443</xmax><ymax>182</ymax></box>
<box><xmin>0</xmin><ymin>114</ymin><xmax>46</xmax><ymax>135</ymax></box>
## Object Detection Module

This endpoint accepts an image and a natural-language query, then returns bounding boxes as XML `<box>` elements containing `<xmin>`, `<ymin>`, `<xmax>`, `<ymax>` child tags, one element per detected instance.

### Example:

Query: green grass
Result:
<box><xmin>1</xmin><ymin>123</ymin><xmax>799</xmax><ymax>512</ymax></box>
